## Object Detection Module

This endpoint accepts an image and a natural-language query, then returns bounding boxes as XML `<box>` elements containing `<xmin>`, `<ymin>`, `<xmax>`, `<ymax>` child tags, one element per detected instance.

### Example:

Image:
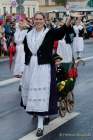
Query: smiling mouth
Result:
<box><xmin>37</xmin><ymin>24</ymin><xmax>41</xmax><ymax>26</ymax></box>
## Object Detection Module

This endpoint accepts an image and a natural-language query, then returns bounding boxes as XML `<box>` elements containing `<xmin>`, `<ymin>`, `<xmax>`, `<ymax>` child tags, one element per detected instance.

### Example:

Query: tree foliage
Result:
<box><xmin>87</xmin><ymin>0</ymin><xmax>93</xmax><ymax>7</ymax></box>
<box><xmin>55</xmin><ymin>0</ymin><xmax>67</xmax><ymax>6</ymax></box>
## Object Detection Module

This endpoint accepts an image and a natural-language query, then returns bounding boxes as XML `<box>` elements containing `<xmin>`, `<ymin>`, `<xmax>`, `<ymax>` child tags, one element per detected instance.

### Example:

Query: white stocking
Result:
<box><xmin>19</xmin><ymin>76</ymin><xmax>22</xmax><ymax>86</ymax></box>
<box><xmin>37</xmin><ymin>116</ymin><xmax>44</xmax><ymax>130</ymax></box>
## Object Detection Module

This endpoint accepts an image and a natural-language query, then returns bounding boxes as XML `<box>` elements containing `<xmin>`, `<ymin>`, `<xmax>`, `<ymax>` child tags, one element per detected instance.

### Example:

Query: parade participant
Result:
<box><xmin>21</xmin><ymin>12</ymin><xmax>72</xmax><ymax>137</ymax></box>
<box><xmin>73</xmin><ymin>17</ymin><xmax>84</xmax><ymax>59</ymax></box>
<box><xmin>0</xmin><ymin>24</ymin><xmax>5</xmax><ymax>56</ymax></box>
<box><xmin>57</xmin><ymin>22</ymin><xmax>75</xmax><ymax>63</ymax></box>
<box><xmin>56</xmin><ymin>21</ymin><xmax>75</xmax><ymax>81</ymax></box>
<box><xmin>8</xmin><ymin>39</ymin><xmax>16</xmax><ymax>69</ymax></box>
<box><xmin>2</xmin><ymin>33</ymin><xmax>7</xmax><ymax>52</ymax></box>
<box><xmin>13</xmin><ymin>19</ymin><xmax>28</xmax><ymax>91</ymax></box>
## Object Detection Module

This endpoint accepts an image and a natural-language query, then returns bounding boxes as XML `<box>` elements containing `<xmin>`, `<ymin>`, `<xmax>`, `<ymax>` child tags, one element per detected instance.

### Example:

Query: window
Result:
<box><xmin>45</xmin><ymin>0</ymin><xmax>49</xmax><ymax>5</ymax></box>
<box><xmin>28</xmin><ymin>7</ymin><xmax>30</xmax><ymax>17</ymax></box>
<box><xmin>3</xmin><ymin>7</ymin><xmax>6</xmax><ymax>14</ymax></box>
<box><xmin>33</xmin><ymin>7</ymin><xmax>35</xmax><ymax>14</ymax></box>
<box><xmin>10</xmin><ymin>6</ymin><xmax>12</xmax><ymax>14</ymax></box>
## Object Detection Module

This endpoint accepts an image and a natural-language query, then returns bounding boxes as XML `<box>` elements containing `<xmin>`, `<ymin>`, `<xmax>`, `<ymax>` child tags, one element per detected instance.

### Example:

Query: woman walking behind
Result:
<box><xmin>21</xmin><ymin>12</ymin><xmax>71</xmax><ymax>137</ymax></box>
<box><xmin>13</xmin><ymin>19</ymin><xmax>28</xmax><ymax>91</ymax></box>
<box><xmin>73</xmin><ymin>17</ymin><xmax>84</xmax><ymax>59</ymax></box>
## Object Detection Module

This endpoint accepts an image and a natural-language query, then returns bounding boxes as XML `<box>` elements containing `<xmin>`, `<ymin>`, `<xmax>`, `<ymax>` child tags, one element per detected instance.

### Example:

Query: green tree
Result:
<box><xmin>55</xmin><ymin>0</ymin><xmax>67</xmax><ymax>6</ymax></box>
<box><xmin>87</xmin><ymin>0</ymin><xmax>93</xmax><ymax>7</ymax></box>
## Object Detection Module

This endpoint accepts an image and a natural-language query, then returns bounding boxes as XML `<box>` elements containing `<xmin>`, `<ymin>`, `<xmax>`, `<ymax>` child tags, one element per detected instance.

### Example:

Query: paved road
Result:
<box><xmin>0</xmin><ymin>39</ymin><xmax>93</xmax><ymax>140</ymax></box>
<box><xmin>0</xmin><ymin>61</ymin><xmax>12</xmax><ymax>81</ymax></box>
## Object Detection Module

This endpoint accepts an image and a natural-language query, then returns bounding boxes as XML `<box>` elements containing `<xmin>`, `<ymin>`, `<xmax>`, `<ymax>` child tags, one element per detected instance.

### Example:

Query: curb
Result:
<box><xmin>0</xmin><ymin>78</ymin><xmax>20</xmax><ymax>87</ymax></box>
<box><xmin>0</xmin><ymin>57</ymin><xmax>9</xmax><ymax>62</ymax></box>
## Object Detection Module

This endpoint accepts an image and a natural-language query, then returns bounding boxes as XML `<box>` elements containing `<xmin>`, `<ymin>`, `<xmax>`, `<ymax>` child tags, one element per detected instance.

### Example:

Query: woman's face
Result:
<box><xmin>34</xmin><ymin>14</ymin><xmax>45</xmax><ymax>31</ymax></box>
<box><xmin>19</xmin><ymin>20</ymin><xmax>24</xmax><ymax>29</ymax></box>
<box><xmin>76</xmin><ymin>18</ymin><xmax>81</xmax><ymax>25</ymax></box>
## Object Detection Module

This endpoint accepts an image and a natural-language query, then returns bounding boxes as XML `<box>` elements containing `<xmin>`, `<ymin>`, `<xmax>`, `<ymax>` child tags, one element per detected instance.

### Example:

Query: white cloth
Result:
<box><xmin>73</xmin><ymin>25</ymin><xmax>84</xmax><ymax>52</ymax></box>
<box><xmin>57</xmin><ymin>39</ymin><xmax>72</xmax><ymax>63</ymax></box>
<box><xmin>13</xmin><ymin>29</ymin><xmax>27</xmax><ymax>76</ymax></box>
<box><xmin>37</xmin><ymin>116</ymin><xmax>44</xmax><ymax>129</ymax></box>
<box><xmin>22</xmin><ymin>28</ymin><xmax>51</xmax><ymax>112</ymax></box>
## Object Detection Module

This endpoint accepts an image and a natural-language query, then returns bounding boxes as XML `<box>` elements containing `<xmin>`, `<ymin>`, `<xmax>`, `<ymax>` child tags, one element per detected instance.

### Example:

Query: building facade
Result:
<box><xmin>39</xmin><ymin>0</ymin><xmax>87</xmax><ymax>5</ymax></box>
<box><xmin>23</xmin><ymin>0</ymin><xmax>39</xmax><ymax>17</ymax></box>
<box><xmin>39</xmin><ymin>0</ymin><xmax>55</xmax><ymax>6</ymax></box>
<box><xmin>38</xmin><ymin>0</ymin><xmax>88</xmax><ymax>12</ymax></box>
<box><xmin>0</xmin><ymin>0</ymin><xmax>39</xmax><ymax>17</ymax></box>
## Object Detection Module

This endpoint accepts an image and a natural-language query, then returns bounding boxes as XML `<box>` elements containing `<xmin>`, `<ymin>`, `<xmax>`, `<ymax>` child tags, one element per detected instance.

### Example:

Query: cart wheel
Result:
<box><xmin>58</xmin><ymin>99</ymin><xmax>66</xmax><ymax>117</ymax></box>
<box><xmin>66</xmin><ymin>91</ymin><xmax>74</xmax><ymax>113</ymax></box>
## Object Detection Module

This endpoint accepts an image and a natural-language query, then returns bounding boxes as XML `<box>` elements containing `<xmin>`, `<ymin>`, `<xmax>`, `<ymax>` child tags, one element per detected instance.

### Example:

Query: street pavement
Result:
<box><xmin>0</xmin><ymin>39</ymin><xmax>93</xmax><ymax>140</ymax></box>
<box><xmin>0</xmin><ymin>61</ymin><xmax>12</xmax><ymax>81</ymax></box>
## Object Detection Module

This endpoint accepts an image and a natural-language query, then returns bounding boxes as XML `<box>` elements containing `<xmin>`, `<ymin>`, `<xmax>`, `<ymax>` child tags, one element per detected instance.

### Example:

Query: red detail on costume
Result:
<box><xmin>68</xmin><ymin>67</ymin><xmax>78</xmax><ymax>79</ymax></box>
<box><xmin>54</xmin><ymin>40</ymin><xmax>58</xmax><ymax>50</ymax></box>
<box><xmin>8</xmin><ymin>42</ymin><xmax>16</xmax><ymax>69</ymax></box>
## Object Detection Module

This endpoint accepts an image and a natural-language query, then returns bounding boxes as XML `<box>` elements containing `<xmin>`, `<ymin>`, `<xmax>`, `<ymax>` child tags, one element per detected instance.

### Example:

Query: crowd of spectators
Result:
<box><xmin>0</xmin><ymin>15</ymin><xmax>33</xmax><ymax>58</ymax></box>
<box><xmin>0</xmin><ymin>13</ymin><xmax>93</xmax><ymax>58</ymax></box>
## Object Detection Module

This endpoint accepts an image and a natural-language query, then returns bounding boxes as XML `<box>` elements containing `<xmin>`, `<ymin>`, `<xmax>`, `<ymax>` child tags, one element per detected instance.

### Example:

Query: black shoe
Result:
<box><xmin>36</xmin><ymin>128</ymin><xmax>43</xmax><ymax>137</ymax></box>
<box><xmin>32</xmin><ymin>113</ymin><xmax>37</xmax><ymax>120</ymax></box>
<box><xmin>18</xmin><ymin>85</ymin><xmax>22</xmax><ymax>92</ymax></box>
<box><xmin>44</xmin><ymin>117</ymin><xmax>50</xmax><ymax>125</ymax></box>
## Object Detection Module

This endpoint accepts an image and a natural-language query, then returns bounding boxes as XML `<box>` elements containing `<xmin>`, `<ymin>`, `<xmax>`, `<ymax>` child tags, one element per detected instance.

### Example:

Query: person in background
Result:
<box><xmin>4</xmin><ymin>19</ymin><xmax>11</xmax><ymax>47</ymax></box>
<box><xmin>13</xmin><ymin>19</ymin><xmax>28</xmax><ymax>92</ymax></box>
<box><xmin>58</xmin><ymin>18</ymin><xmax>75</xmax><ymax>57</ymax></box>
<box><xmin>73</xmin><ymin>17</ymin><xmax>84</xmax><ymax>59</ymax></box>
<box><xmin>0</xmin><ymin>23</ymin><xmax>5</xmax><ymax>56</ymax></box>
<box><xmin>1</xmin><ymin>32</ymin><xmax>7</xmax><ymax>55</ymax></box>
<box><xmin>55</xmin><ymin>18</ymin><xmax>75</xmax><ymax>79</ymax></box>
<box><xmin>21</xmin><ymin>12</ymin><xmax>72</xmax><ymax>137</ymax></box>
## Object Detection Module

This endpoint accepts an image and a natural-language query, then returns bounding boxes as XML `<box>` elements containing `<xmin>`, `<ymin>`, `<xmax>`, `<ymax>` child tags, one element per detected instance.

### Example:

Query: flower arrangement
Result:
<box><xmin>57</xmin><ymin>78</ymin><xmax>76</xmax><ymax>94</ymax></box>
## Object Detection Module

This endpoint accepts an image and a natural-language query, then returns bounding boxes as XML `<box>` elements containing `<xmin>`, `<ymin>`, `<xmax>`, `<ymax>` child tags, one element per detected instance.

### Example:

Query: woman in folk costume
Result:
<box><xmin>57</xmin><ymin>23</ymin><xmax>75</xmax><ymax>63</ymax></box>
<box><xmin>73</xmin><ymin>17</ymin><xmax>84</xmax><ymax>59</ymax></box>
<box><xmin>21</xmin><ymin>12</ymin><xmax>71</xmax><ymax>137</ymax></box>
<box><xmin>13</xmin><ymin>19</ymin><xmax>28</xmax><ymax>91</ymax></box>
<box><xmin>2</xmin><ymin>33</ymin><xmax>7</xmax><ymax>52</ymax></box>
<box><xmin>56</xmin><ymin>19</ymin><xmax>75</xmax><ymax>75</ymax></box>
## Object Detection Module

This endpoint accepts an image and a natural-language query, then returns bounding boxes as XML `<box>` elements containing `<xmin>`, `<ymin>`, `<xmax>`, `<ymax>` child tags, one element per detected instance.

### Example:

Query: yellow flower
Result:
<box><xmin>70</xmin><ymin>78</ymin><xmax>73</xmax><ymax>81</ymax></box>
<box><xmin>61</xmin><ymin>81</ymin><xmax>65</xmax><ymax>86</ymax></box>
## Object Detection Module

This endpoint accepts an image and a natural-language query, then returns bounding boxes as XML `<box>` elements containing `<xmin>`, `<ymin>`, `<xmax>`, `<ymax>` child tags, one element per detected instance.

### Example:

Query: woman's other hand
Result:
<box><xmin>66</xmin><ymin>16</ymin><xmax>72</xmax><ymax>27</ymax></box>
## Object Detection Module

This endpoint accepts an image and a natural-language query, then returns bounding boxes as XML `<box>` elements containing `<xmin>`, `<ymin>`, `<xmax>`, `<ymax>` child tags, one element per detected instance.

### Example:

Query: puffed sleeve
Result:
<box><xmin>50</xmin><ymin>24</ymin><xmax>67</xmax><ymax>41</ymax></box>
<box><xmin>14</xmin><ymin>29</ymin><xmax>27</xmax><ymax>45</ymax></box>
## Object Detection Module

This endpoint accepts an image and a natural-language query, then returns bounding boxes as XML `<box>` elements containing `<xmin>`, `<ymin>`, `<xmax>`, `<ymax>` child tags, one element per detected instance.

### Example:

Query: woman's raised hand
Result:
<box><xmin>66</xmin><ymin>16</ymin><xmax>72</xmax><ymax>27</ymax></box>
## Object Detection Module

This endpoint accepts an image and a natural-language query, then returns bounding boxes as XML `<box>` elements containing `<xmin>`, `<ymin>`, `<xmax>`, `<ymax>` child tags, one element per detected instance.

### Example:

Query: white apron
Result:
<box><xmin>73</xmin><ymin>25</ymin><xmax>84</xmax><ymax>52</ymax></box>
<box><xmin>22</xmin><ymin>28</ymin><xmax>51</xmax><ymax>112</ymax></box>
<box><xmin>57</xmin><ymin>39</ymin><xmax>72</xmax><ymax>63</ymax></box>
<box><xmin>13</xmin><ymin>29</ymin><xmax>27</xmax><ymax>76</ymax></box>
<box><xmin>13</xmin><ymin>43</ymin><xmax>25</xmax><ymax>76</ymax></box>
